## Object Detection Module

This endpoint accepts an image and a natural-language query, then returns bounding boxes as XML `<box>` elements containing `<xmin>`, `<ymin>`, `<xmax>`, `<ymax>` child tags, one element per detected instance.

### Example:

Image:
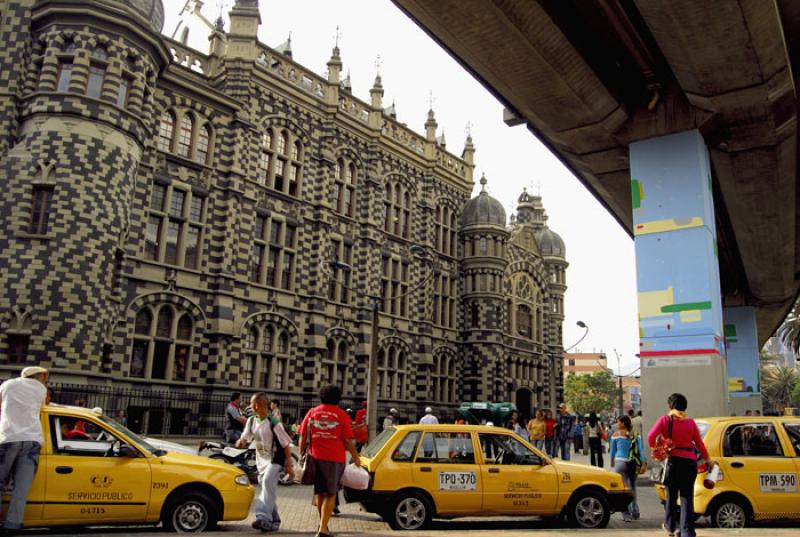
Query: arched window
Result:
<box><xmin>516</xmin><ymin>304</ymin><xmax>532</xmax><ymax>338</ymax></box>
<box><xmin>130</xmin><ymin>305</ymin><xmax>195</xmax><ymax>381</ymax></box>
<box><xmin>157</xmin><ymin>112</ymin><xmax>175</xmax><ymax>152</ymax></box>
<box><xmin>435</xmin><ymin>205</ymin><xmax>457</xmax><ymax>257</ymax></box>
<box><xmin>240</xmin><ymin>322</ymin><xmax>292</xmax><ymax>389</ymax></box>
<box><xmin>433</xmin><ymin>353</ymin><xmax>458</xmax><ymax>403</ymax></box>
<box><xmin>383</xmin><ymin>181</ymin><xmax>412</xmax><ymax>239</ymax></box>
<box><xmin>333</xmin><ymin>158</ymin><xmax>357</xmax><ymax>217</ymax></box>
<box><xmin>196</xmin><ymin>124</ymin><xmax>211</xmax><ymax>164</ymax></box>
<box><xmin>259</xmin><ymin>128</ymin><xmax>303</xmax><ymax>196</ymax></box>
<box><xmin>323</xmin><ymin>338</ymin><xmax>350</xmax><ymax>392</ymax></box>
<box><xmin>377</xmin><ymin>343</ymin><xmax>408</xmax><ymax>400</ymax></box>
<box><xmin>177</xmin><ymin>114</ymin><xmax>194</xmax><ymax>157</ymax></box>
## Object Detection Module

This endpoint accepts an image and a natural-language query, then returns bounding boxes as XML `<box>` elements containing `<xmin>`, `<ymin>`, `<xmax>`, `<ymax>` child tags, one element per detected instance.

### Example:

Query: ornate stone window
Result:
<box><xmin>177</xmin><ymin>114</ymin><xmax>194</xmax><ymax>157</ymax></box>
<box><xmin>144</xmin><ymin>183</ymin><xmax>205</xmax><ymax>269</ymax></box>
<box><xmin>433</xmin><ymin>352</ymin><xmax>457</xmax><ymax>403</ymax></box>
<box><xmin>196</xmin><ymin>124</ymin><xmax>211</xmax><ymax>164</ymax></box>
<box><xmin>328</xmin><ymin>237</ymin><xmax>353</xmax><ymax>304</ymax></box>
<box><xmin>435</xmin><ymin>205</ymin><xmax>457</xmax><ymax>257</ymax></box>
<box><xmin>240</xmin><ymin>322</ymin><xmax>292</xmax><ymax>389</ymax></box>
<box><xmin>432</xmin><ymin>272</ymin><xmax>456</xmax><ymax>328</ymax></box>
<box><xmin>332</xmin><ymin>158</ymin><xmax>357</xmax><ymax>217</ymax></box>
<box><xmin>383</xmin><ymin>181</ymin><xmax>412</xmax><ymax>239</ymax></box>
<box><xmin>380</xmin><ymin>255</ymin><xmax>409</xmax><ymax>316</ymax></box>
<box><xmin>5</xmin><ymin>335</ymin><xmax>29</xmax><ymax>364</ymax></box>
<box><xmin>86</xmin><ymin>46</ymin><xmax>108</xmax><ymax>99</ymax></box>
<box><xmin>258</xmin><ymin>128</ymin><xmax>303</xmax><ymax>196</ymax></box>
<box><xmin>377</xmin><ymin>344</ymin><xmax>408</xmax><ymax>399</ymax></box>
<box><xmin>516</xmin><ymin>304</ymin><xmax>533</xmax><ymax>338</ymax></box>
<box><xmin>130</xmin><ymin>305</ymin><xmax>194</xmax><ymax>381</ymax></box>
<box><xmin>29</xmin><ymin>185</ymin><xmax>54</xmax><ymax>235</ymax></box>
<box><xmin>249</xmin><ymin>213</ymin><xmax>297</xmax><ymax>290</ymax></box>
<box><xmin>324</xmin><ymin>338</ymin><xmax>350</xmax><ymax>393</ymax></box>
<box><xmin>157</xmin><ymin>112</ymin><xmax>175</xmax><ymax>152</ymax></box>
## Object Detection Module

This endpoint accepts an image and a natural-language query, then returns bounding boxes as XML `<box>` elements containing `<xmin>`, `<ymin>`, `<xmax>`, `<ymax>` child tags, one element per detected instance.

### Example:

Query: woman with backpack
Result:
<box><xmin>610</xmin><ymin>415</ymin><xmax>644</xmax><ymax>522</ymax></box>
<box><xmin>587</xmin><ymin>412</ymin><xmax>605</xmax><ymax>467</ymax></box>
<box><xmin>648</xmin><ymin>393</ymin><xmax>712</xmax><ymax>537</ymax></box>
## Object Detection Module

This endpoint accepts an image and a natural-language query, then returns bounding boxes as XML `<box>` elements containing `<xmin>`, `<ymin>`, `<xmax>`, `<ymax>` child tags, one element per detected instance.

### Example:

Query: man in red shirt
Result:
<box><xmin>353</xmin><ymin>401</ymin><xmax>368</xmax><ymax>449</ymax></box>
<box><xmin>544</xmin><ymin>410</ymin><xmax>557</xmax><ymax>457</ymax></box>
<box><xmin>299</xmin><ymin>385</ymin><xmax>360</xmax><ymax>537</ymax></box>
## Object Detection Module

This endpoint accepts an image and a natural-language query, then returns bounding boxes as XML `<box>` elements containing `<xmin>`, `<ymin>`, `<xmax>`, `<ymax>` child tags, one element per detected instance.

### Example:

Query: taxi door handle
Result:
<box><xmin>420</xmin><ymin>467</ymin><xmax>432</xmax><ymax>472</ymax></box>
<box><xmin>55</xmin><ymin>466</ymin><xmax>73</xmax><ymax>474</ymax></box>
<box><xmin>488</xmin><ymin>468</ymin><xmax>500</xmax><ymax>473</ymax></box>
<box><xmin>731</xmin><ymin>462</ymin><xmax>745</xmax><ymax>468</ymax></box>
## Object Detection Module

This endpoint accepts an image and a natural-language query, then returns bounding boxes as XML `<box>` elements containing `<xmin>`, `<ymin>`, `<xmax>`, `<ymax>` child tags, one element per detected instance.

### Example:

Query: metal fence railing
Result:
<box><xmin>45</xmin><ymin>383</ymin><xmax>461</xmax><ymax>438</ymax></box>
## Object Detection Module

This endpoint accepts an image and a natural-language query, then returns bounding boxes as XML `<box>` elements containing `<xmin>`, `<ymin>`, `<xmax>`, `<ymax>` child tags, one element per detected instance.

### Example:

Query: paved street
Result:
<box><xmin>27</xmin><ymin>450</ymin><xmax>800</xmax><ymax>537</ymax></box>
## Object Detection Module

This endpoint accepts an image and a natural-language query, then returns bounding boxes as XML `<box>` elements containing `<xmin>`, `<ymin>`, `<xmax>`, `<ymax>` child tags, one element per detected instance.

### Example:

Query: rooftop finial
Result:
<box><xmin>428</xmin><ymin>90</ymin><xmax>435</xmax><ymax>112</ymax></box>
<box><xmin>335</xmin><ymin>25</ymin><xmax>341</xmax><ymax>48</ymax></box>
<box><xmin>480</xmin><ymin>173</ymin><xmax>488</xmax><ymax>191</ymax></box>
<box><xmin>375</xmin><ymin>54</ymin><xmax>382</xmax><ymax>76</ymax></box>
<box><xmin>465</xmin><ymin>121</ymin><xmax>473</xmax><ymax>138</ymax></box>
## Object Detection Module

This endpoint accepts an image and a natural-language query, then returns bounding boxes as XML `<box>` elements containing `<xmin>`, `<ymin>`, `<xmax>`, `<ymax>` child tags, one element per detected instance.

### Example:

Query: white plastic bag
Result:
<box><xmin>340</xmin><ymin>463</ymin><xmax>369</xmax><ymax>490</ymax></box>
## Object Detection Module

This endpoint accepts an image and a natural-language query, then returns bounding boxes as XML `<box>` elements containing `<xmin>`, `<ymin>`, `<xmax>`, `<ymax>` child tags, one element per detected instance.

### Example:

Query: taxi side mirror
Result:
<box><xmin>117</xmin><ymin>443</ymin><xmax>139</xmax><ymax>458</ymax></box>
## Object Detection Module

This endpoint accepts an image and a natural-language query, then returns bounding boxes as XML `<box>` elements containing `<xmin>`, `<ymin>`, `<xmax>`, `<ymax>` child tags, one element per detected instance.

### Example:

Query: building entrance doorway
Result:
<box><xmin>515</xmin><ymin>387</ymin><xmax>533</xmax><ymax>419</ymax></box>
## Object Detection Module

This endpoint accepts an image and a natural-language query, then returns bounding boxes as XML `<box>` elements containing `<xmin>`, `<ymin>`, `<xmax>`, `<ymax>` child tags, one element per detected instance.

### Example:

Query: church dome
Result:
<box><xmin>460</xmin><ymin>175</ymin><xmax>506</xmax><ymax>227</ymax></box>
<box><xmin>106</xmin><ymin>0</ymin><xmax>165</xmax><ymax>33</ymax></box>
<box><xmin>536</xmin><ymin>226</ymin><xmax>565</xmax><ymax>257</ymax></box>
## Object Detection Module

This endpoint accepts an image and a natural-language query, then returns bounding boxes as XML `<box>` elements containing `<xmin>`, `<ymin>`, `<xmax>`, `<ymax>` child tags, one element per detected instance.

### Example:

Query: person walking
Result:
<box><xmin>419</xmin><ymin>407</ymin><xmax>439</xmax><ymax>424</ymax></box>
<box><xmin>0</xmin><ymin>366</ymin><xmax>49</xmax><ymax>534</ymax></box>
<box><xmin>506</xmin><ymin>411</ymin><xmax>528</xmax><ymax>441</ymax></box>
<box><xmin>224</xmin><ymin>392</ymin><xmax>247</xmax><ymax>444</ymax></box>
<box><xmin>587</xmin><ymin>412</ymin><xmax>605</xmax><ymax>467</ymax></box>
<box><xmin>631</xmin><ymin>409</ymin><xmax>643</xmax><ymax>438</ymax></box>
<box><xmin>572</xmin><ymin>418</ymin><xmax>584</xmax><ymax>454</ymax></box>
<box><xmin>527</xmin><ymin>409</ymin><xmax>546</xmax><ymax>451</ymax></box>
<box><xmin>555</xmin><ymin>403</ymin><xmax>575</xmax><ymax>460</ymax></box>
<box><xmin>299</xmin><ymin>385</ymin><xmax>360</xmax><ymax>537</ymax></box>
<box><xmin>270</xmin><ymin>399</ymin><xmax>282</xmax><ymax>421</ymax></box>
<box><xmin>610</xmin><ymin>415</ymin><xmax>643</xmax><ymax>522</ymax></box>
<box><xmin>236</xmin><ymin>393</ymin><xmax>293</xmax><ymax>532</ymax></box>
<box><xmin>352</xmin><ymin>401</ymin><xmax>368</xmax><ymax>450</ymax></box>
<box><xmin>648</xmin><ymin>393</ymin><xmax>711</xmax><ymax>537</ymax></box>
<box><xmin>382</xmin><ymin>408</ymin><xmax>398</xmax><ymax>431</ymax></box>
<box><xmin>543</xmin><ymin>410</ymin><xmax>557</xmax><ymax>457</ymax></box>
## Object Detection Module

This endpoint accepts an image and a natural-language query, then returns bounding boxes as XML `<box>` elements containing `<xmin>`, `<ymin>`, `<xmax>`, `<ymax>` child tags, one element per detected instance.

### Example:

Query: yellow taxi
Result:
<box><xmin>344</xmin><ymin>424</ymin><xmax>633</xmax><ymax>530</ymax></box>
<box><xmin>655</xmin><ymin>416</ymin><xmax>800</xmax><ymax>528</ymax></box>
<box><xmin>1</xmin><ymin>405</ymin><xmax>254</xmax><ymax>532</ymax></box>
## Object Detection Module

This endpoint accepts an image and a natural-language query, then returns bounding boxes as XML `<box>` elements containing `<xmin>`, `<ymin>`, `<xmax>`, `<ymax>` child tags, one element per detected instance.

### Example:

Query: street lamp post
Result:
<box><xmin>331</xmin><ymin>244</ymin><xmax>437</xmax><ymax>442</ymax></box>
<box><xmin>563</xmin><ymin>320</ymin><xmax>589</xmax><ymax>353</ymax></box>
<box><xmin>613</xmin><ymin>349</ymin><xmax>624</xmax><ymax>417</ymax></box>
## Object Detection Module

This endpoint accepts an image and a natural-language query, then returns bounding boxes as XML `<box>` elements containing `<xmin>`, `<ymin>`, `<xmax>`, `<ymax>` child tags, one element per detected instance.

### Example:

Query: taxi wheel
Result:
<box><xmin>389</xmin><ymin>491</ymin><xmax>433</xmax><ymax>531</ymax></box>
<box><xmin>163</xmin><ymin>492</ymin><xmax>218</xmax><ymax>533</ymax></box>
<box><xmin>567</xmin><ymin>490</ymin><xmax>611</xmax><ymax>529</ymax></box>
<box><xmin>709</xmin><ymin>497</ymin><xmax>749</xmax><ymax>528</ymax></box>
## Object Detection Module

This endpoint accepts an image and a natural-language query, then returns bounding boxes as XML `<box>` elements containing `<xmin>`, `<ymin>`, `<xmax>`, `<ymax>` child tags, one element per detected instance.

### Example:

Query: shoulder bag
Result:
<box><xmin>294</xmin><ymin>418</ymin><xmax>316</xmax><ymax>485</ymax></box>
<box><xmin>659</xmin><ymin>417</ymin><xmax>674</xmax><ymax>485</ymax></box>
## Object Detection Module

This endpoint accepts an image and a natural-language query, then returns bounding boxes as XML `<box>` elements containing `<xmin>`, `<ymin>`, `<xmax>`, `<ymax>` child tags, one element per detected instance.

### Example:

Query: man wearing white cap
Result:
<box><xmin>0</xmin><ymin>366</ymin><xmax>48</xmax><ymax>533</ymax></box>
<box><xmin>419</xmin><ymin>407</ymin><xmax>439</xmax><ymax>425</ymax></box>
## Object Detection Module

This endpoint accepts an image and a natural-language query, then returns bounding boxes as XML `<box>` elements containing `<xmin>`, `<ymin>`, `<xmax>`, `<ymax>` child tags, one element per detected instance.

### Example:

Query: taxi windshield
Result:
<box><xmin>96</xmin><ymin>414</ymin><xmax>160</xmax><ymax>456</ymax></box>
<box><xmin>697</xmin><ymin>421</ymin><xmax>711</xmax><ymax>440</ymax></box>
<box><xmin>362</xmin><ymin>428</ymin><xmax>395</xmax><ymax>458</ymax></box>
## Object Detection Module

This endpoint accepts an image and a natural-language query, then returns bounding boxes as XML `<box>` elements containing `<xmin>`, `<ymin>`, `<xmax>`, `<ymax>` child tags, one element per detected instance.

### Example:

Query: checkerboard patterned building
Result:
<box><xmin>0</xmin><ymin>0</ymin><xmax>566</xmax><ymax>419</ymax></box>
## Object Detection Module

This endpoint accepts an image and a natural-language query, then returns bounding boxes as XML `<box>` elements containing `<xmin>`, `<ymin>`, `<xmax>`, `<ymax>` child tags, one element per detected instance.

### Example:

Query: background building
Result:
<box><xmin>0</xmin><ymin>0</ymin><xmax>566</xmax><ymax>431</ymax></box>
<box><xmin>563</xmin><ymin>352</ymin><xmax>608</xmax><ymax>377</ymax></box>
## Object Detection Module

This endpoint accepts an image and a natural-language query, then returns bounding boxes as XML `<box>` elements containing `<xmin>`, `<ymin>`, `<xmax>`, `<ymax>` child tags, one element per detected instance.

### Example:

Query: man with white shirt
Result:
<box><xmin>419</xmin><ymin>407</ymin><xmax>439</xmax><ymax>425</ymax></box>
<box><xmin>236</xmin><ymin>392</ymin><xmax>293</xmax><ymax>532</ymax></box>
<box><xmin>0</xmin><ymin>366</ymin><xmax>48</xmax><ymax>534</ymax></box>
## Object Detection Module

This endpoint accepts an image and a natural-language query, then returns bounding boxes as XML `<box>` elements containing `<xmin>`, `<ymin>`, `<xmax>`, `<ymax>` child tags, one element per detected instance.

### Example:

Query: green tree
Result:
<box><xmin>564</xmin><ymin>371</ymin><xmax>617</xmax><ymax>416</ymax></box>
<box><xmin>761</xmin><ymin>366</ymin><xmax>799</xmax><ymax>414</ymax></box>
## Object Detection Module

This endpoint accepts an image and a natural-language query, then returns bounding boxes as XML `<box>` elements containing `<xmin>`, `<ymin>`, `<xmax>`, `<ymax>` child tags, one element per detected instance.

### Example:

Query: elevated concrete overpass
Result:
<box><xmin>393</xmin><ymin>0</ymin><xmax>799</xmax><ymax>417</ymax></box>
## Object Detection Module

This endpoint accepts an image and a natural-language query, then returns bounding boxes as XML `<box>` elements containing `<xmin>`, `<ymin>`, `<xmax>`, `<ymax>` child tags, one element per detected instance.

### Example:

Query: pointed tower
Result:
<box><xmin>459</xmin><ymin>175</ymin><xmax>510</xmax><ymax>401</ymax></box>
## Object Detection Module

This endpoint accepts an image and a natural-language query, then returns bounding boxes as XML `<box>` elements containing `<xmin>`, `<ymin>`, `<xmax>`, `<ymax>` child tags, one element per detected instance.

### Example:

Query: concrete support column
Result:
<box><xmin>724</xmin><ymin>306</ymin><xmax>763</xmax><ymax>415</ymax></box>
<box><xmin>630</xmin><ymin>130</ymin><xmax>728</xmax><ymax>431</ymax></box>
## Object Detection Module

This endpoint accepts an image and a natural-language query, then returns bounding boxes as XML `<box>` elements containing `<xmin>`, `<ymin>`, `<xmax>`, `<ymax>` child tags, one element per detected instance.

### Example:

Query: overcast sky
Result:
<box><xmin>164</xmin><ymin>0</ymin><xmax>642</xmax><ymax>374</ymax></box>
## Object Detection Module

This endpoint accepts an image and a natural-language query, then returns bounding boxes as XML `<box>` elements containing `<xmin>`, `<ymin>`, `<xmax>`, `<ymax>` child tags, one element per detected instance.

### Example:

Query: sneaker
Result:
<box><xmin>662</xmin><ymin>522</ymin><xmax>675</xmax><ymax>537</ymax></box>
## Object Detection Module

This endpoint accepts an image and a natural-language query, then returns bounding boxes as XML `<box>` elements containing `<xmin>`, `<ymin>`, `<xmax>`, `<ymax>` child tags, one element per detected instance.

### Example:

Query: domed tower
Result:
<box><xmin>459</xmin><ymin>174</ymin><xmax>509</xmax><ymax>401</ymax></box>
<box><xmin>536</xmin><ymin>223</ymin><xmax>568</xmax><ymax>405</ymax></box>
<box><xmin>0</xmin><ymin>0</ymin><xmax>169</xmax><ymax>372</ymax></box>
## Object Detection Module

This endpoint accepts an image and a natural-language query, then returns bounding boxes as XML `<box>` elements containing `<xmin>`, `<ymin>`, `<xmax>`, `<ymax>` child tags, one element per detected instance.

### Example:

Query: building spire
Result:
<box><xmin>425</xmin><ymin>101</ymin><xmax>437</xmax><ymax>141</ymax></box>
<box><xmin>480</xmin><ymin>173</ymin><xmax>488</xmax><ymax>192</ymax></box>
<box><xmin>327</xmin><ymin>31</ymin><xmax>343</xmax><ymax>84</ymax></box>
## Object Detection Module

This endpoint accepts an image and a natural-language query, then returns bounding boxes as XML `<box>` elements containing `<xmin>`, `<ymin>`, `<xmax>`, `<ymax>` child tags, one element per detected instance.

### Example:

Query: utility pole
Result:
<box><xmin>614</xmin><ymin>349</ymin><xmax>624</xmax><ymax>417</ymax></box>
<box><xmin>367</xmin><ymin>297</ymin><xmax>380</xmax><ymax>442</ymax></box>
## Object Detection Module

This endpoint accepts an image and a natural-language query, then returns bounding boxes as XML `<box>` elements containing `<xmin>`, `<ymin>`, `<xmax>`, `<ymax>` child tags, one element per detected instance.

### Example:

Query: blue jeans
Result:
<box><xmin>0</xmin><ymin>441</ymin><xmax>41</xmax><ymax>529</ymax></box>
<box><xmin>254</xmin><ymin>463</ymin><xmax>282</xmax><ymax>530</ymax></box>
<box><xmin>614</xmin><ymin>459</ymin><xmax>640</xmax><ymax>520</ymax></box>
<box><xmin>558</xmin><ymin>438</ymin><xmax>571</xmax><ymax>460</ymax></box>
<box><xmin>532</xmin><ymin>439</ymin><xmax>544</xmax><ymax>451</ymax></box>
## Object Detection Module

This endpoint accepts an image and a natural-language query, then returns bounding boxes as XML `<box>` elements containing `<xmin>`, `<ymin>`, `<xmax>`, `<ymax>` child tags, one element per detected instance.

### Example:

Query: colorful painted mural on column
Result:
<box><xmin>723</xmin><ymin>306</ymin><xmax>760</xmax><ymax>396</ymax></box>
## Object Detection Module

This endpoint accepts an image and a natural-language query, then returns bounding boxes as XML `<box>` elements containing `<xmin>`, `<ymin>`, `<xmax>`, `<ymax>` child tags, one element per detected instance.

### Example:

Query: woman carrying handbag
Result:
<box><xmin>648</xmin><ymin>393</ymin><xmax>712</xmax><ymax>537</ymax></box>
<box><xmin>298</xmin><ymin>385</ymin><xmax>361</xmax><ymax>537</ymax></box>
